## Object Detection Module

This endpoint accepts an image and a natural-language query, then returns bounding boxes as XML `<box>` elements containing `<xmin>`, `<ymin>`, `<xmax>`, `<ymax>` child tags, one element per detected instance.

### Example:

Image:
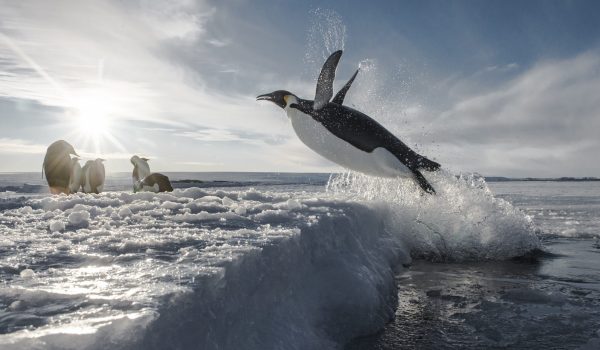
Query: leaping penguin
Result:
<box><xmin>43</xmin><ymin>140</ymin><xmax>79</xmax><ymax>195</ymax></box>
<box><xmin>257</xmin><ymin>50</ymin><xmax>440</xmax><ymax>194</ymax></box>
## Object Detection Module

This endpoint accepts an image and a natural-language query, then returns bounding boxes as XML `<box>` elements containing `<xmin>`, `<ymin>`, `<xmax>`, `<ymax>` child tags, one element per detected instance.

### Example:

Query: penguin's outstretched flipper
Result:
<box><xmin>314</xmin><ymin>50</ymin><xmax>343</xmax><ymax>110</ymax></box>
<box><xmin>332</xmin><ymin>68</ymin><xmax>359</xmax><ymax>105</ymax></box>
<box><xmin>257</xmin><ymin>50</ymin><xmax>442</xmax><ymax>196</ymax></box>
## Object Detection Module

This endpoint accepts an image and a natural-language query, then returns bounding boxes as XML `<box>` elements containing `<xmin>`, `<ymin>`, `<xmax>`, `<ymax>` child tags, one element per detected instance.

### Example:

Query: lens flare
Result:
<box><xmin>74</xmin><ymin>93</ymin><xmax>112</xmax><ymax>139</ymax></box>
<box><xmin>65</xmin><ymin>87</ymin><xmax>127</xmax><ymax>156</ymax></box>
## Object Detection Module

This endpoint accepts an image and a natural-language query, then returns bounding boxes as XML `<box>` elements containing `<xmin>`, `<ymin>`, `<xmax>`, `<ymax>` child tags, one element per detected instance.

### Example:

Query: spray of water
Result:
<box><xmin>327</xmin><ymin>171</ymin><xmax>540</xmax><ymax>261</ymax></box>
<box><xmin>304</xmin><ymin>8</ymin><xmax>347</xmax><ymax>75</ymax></box>
<box><xmin>304</xmin><ymin>8</ymin><xmax>539</xmax><ymax>261</ymax></box>
<box><xmin>303</xmin><ymin>8</ymin><xmax>426</xmax><ymax>149</ymax></box>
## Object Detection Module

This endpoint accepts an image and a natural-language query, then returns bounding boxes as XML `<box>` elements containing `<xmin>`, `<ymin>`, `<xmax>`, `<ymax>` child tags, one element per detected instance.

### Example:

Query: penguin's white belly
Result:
<box><xmin>83</xmin><ymin>167</ymin><xmax>104</xmax><ymax>193</ymax></box>
<box><xmin>142</xmin><ymin>184</ymin><xmax>159</xmax><ymax>192</ymax></box>
<box><xmin>69</xmin><ymin>168</ymin><xmax>82</xmax><ymax>193</ymax></box>
<box><xmin>83</xmin><ymin>173</ymin><xmax>92</xmax><ymax>193</ymax></box>
<box><xmin>287</xmin><ymin>108</ymin><xmax>411</xmax><ymax>178</ymax></box>
<box><xmin>134</xmin><ymin>180</ymin><xmax>159</xmax><ymax>193</ymax></box>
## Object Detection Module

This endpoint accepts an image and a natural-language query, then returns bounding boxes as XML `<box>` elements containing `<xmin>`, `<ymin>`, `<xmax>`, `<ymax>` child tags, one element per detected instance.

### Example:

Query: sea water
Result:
<box><xmin>348</xmin><ymin>180</ymin><xmax>600</xmax><ymax>350</ymax></box>
<box><xmin>0</xmin><ymin>172</ymin><xmax>598</xmax><ymax>349</ymax></box>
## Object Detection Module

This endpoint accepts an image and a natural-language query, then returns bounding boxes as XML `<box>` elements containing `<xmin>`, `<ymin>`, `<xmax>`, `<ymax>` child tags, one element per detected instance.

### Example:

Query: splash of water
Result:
<box><xmin>303</xmin><ymin>7</ymin><xmax>539</xmax><ymax>262</ymax></box>
<box><xmin>327</xmin><ymin>171</ymin><xmax>540</xmax><ymax>261</ymax></box>
<box><xmin>304</xmin><ymin>8</ymin><xmax>347</xmax><ymax>74</ymax></box>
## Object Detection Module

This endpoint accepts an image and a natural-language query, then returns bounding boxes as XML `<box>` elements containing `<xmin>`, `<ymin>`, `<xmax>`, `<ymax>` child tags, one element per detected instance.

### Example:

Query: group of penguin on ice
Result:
<box><xmin>43</xmin><ymin>141</ymin><xmax>172</xmax><ymax>195</ymax></box>
<box><xmin>43</xmin><ymin>50</ymin><xmax>441</xmax><ymax>195</ymax></box>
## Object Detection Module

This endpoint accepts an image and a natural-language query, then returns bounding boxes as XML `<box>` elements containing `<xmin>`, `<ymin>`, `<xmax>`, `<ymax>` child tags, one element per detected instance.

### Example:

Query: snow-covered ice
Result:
<box><xmin>0</xmin><ymin>172</ymin><xmax>544</xmax><ymax>349</ymax></box>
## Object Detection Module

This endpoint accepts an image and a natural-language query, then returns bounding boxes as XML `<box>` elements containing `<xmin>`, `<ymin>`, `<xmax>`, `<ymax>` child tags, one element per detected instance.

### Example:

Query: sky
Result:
<box><xmin>1</xmin><ymin>0</ymin><xmax>600</xmax><ymax>177</ymax></box>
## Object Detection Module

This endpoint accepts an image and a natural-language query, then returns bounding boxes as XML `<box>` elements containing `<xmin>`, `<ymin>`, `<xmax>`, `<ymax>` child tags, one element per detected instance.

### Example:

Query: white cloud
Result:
<box><xmin>0</xmin><ymin>138</ymin><xmax>46</xmax><ymax>154</ymax></box>
<box><xmin>207</xmin><ymin>38</ymin><xmax>230</xmax><ymax>47</ymax></box>
<box><xmin>2</xmin><ymin>2</ymin><xmax>598</xmax><ymax>177</ymax></box>
<box><xmin>0</xmin><ymin>0</ymin><xmax>303</xmax><ymax>172</ymax></box>
<box><xmin>429</xmin><ymin>51</ymin><xmax>600</xmax><ymax>176</ymax></box>
<box><xmin>483</xmin><ymin>62</ymin><xmax>519</xmax><ymax>73</ymax></box>
<box><xmin>0</xmin><ymin>0</ymin><xmax>283</xmax><ymax>131</ymax></box>
<box><xmin>176</xmin><ymin>161</ymin><xmax>224</xmax><ymax>166</ymax></box>
<box><xmin>78</xmin><ymin>151</ymin><xmax>133</xmax><ymax>160</ymax></box>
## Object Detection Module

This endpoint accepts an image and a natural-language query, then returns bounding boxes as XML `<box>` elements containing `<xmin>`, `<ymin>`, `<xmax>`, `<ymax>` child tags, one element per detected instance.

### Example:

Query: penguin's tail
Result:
<box><xmin>417</xmin><ymin>156</ymin><xmax>441</xmax><ymax>172</ymax></box>
<box><xmin>412</xmin><ymin>169</ymin><xmax>436</xmax><ymax>195</ymax></box>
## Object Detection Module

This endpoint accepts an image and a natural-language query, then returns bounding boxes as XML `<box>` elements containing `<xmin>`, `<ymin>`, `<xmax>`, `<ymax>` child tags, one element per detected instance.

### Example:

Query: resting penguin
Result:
<box><xmin>69</xmin><ymin>157</ymin><xmax>83</xmax><ymax>193</ymax></box>
<box><xmin>43</xmin><ymin>140</ymin><xmax>79</xmax><ymax>194</ymax></box>
<box><xmin>130</xmin><ymin>155</ymin><xmax>173</xmax><ymax>193</ymax></box>
<box><xmin>135</xmin><ymin>173</ymin><xmax>174</xmax><ymax>193</ymax></box>
<box><xmin>81</xmin><ymin>158</ymin><xmax>105</xmax><ymax>194</ymax></box>
<box><xmin>257</xmin><ymin>50</ymin><xmax>440</xmax><ymax>194</ymax></box>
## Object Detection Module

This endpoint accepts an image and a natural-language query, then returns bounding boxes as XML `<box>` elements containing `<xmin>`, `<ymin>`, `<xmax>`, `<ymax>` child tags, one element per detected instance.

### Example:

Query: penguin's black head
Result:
<box><xmin>256</xmin><ymin>90</ymin><xmax>294</xmax><ymax>109</ymax></box>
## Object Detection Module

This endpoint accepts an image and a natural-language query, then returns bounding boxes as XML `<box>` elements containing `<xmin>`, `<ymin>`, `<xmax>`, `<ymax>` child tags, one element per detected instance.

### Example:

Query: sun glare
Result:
<box><xmin>65</xmin><ymin>87</ymin><xmax>127</xmax><ymax>155</ymax></box>
<box><xmin>74</xmin><ymin>94</ymin><xmax>112</xmax><ymax>138</ymax></box>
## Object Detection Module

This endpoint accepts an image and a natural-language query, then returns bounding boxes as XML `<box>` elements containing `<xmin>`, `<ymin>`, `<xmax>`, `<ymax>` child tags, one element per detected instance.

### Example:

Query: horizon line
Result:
<box><xmin>0</xmin><ymin>171</ymin><xmax>598</xmax><ymax>179</ymax></box>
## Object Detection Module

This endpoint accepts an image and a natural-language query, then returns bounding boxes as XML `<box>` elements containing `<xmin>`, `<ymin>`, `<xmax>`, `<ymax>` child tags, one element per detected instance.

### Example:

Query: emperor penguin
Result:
<box><xmin>130</xmin><ymin>155</ymin><xmax>151</xmax><ymax>187</ymax></box>
<box><xmin>43</xmin><ymin>140</ymin><xmax>79</xmax><ymax>194</ymax></box>
<box><xmin>135</xmin><ymin>173</ymin><xmax>174</xmax><ymax>193</ymax></box>
<box><xmin>69</xmin><ymin>157</ymin><xmax>83</xmax><ymax>193</ymax></box>
<box><xmin>130</xmin><ymin>155</ymin><xmax>172</xmax><ymax>193</ymax></box>
<box><xmin>82</xmin><ymin>158</ymin><xmax>106</xmax><ymax>194</ymax></box>
<box><xmin>257</xmin><ymin>50</ymin><xmax>440</xmax><ymax>194</ymax></box>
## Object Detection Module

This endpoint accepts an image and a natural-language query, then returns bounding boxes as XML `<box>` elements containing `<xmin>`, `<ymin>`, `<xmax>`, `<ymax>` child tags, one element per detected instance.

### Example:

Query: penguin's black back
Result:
<box><xmin>142</xmin><ymin>173</ymin><xmax>173</xmax><ymax>192</ymax></box>
<box><xmin>43</xmin><ymin>150</ymin><xmax>71</xmax><ymax>188</ymax></box>
<box><xmin>291</xmin><ymin>100</ymin><xmax>440</xmax><ymax>171</ymax></box>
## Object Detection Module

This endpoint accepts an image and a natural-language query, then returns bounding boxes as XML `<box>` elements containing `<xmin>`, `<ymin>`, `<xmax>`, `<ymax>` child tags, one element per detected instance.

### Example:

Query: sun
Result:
<box><xmin>65</xmin><ymin>87</ymin><xmax>126</xmax><ymax>155</ymax></box>
<box><xmin>74</xmin><ymin>94</ymin><xmax>112</xmax><ymax>138</ymax></box>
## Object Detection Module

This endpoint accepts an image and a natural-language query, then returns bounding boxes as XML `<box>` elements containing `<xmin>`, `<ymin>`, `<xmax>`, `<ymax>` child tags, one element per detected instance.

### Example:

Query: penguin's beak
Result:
<box><xmin>257</xmin><ymin>92</ymin><xmax>286</xmax><ymax>109</ymax></box>
<box><xmin>256</xmin><ymin>93</ymin><xmax>274</xmax><ymax>102</ymax></box>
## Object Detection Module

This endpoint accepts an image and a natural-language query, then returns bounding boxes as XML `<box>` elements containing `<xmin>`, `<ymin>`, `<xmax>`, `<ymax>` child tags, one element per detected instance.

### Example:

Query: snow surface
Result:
<box><xmin>0</xmin><ymin>172</ymin><xmax>540</xmax><ymax>349</ymax></box>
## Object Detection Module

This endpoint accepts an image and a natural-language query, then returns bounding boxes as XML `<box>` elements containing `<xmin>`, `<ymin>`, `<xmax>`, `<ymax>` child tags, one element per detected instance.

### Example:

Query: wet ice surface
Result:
<box><xmin>1</xmin><ymin>181</ymin><xmax>417</xmax><ymax>349</ymax></box>
<box><xmin>347</xmin><ymin>239</ymin><xmax>600</xmax><ymax>349</ymax></box>
<box><xmin>0</xmin><ymin>173</ymin><xmax>595</xmax><ymax>349</ymax></box>
<box><xmin>0</xmin><ymin>187</ymin><xmax>329</xmax><ymax>348</ymax></box>
<box><xmin>347</xmin><ymin>181</ymin><xmax>600</xmax><ymax>350</ymax></box>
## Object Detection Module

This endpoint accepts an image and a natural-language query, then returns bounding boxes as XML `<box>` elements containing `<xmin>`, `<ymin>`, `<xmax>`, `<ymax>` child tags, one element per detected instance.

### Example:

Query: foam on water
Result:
<box><xmin>327</xmin><ymin>171</ymin><xmax>541</xmax><ymax>261</ymax></box>
<box><xmin>0</xmin><ymin>171</ymin><xmax>541</xmax><ymax>349</ymax></box>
